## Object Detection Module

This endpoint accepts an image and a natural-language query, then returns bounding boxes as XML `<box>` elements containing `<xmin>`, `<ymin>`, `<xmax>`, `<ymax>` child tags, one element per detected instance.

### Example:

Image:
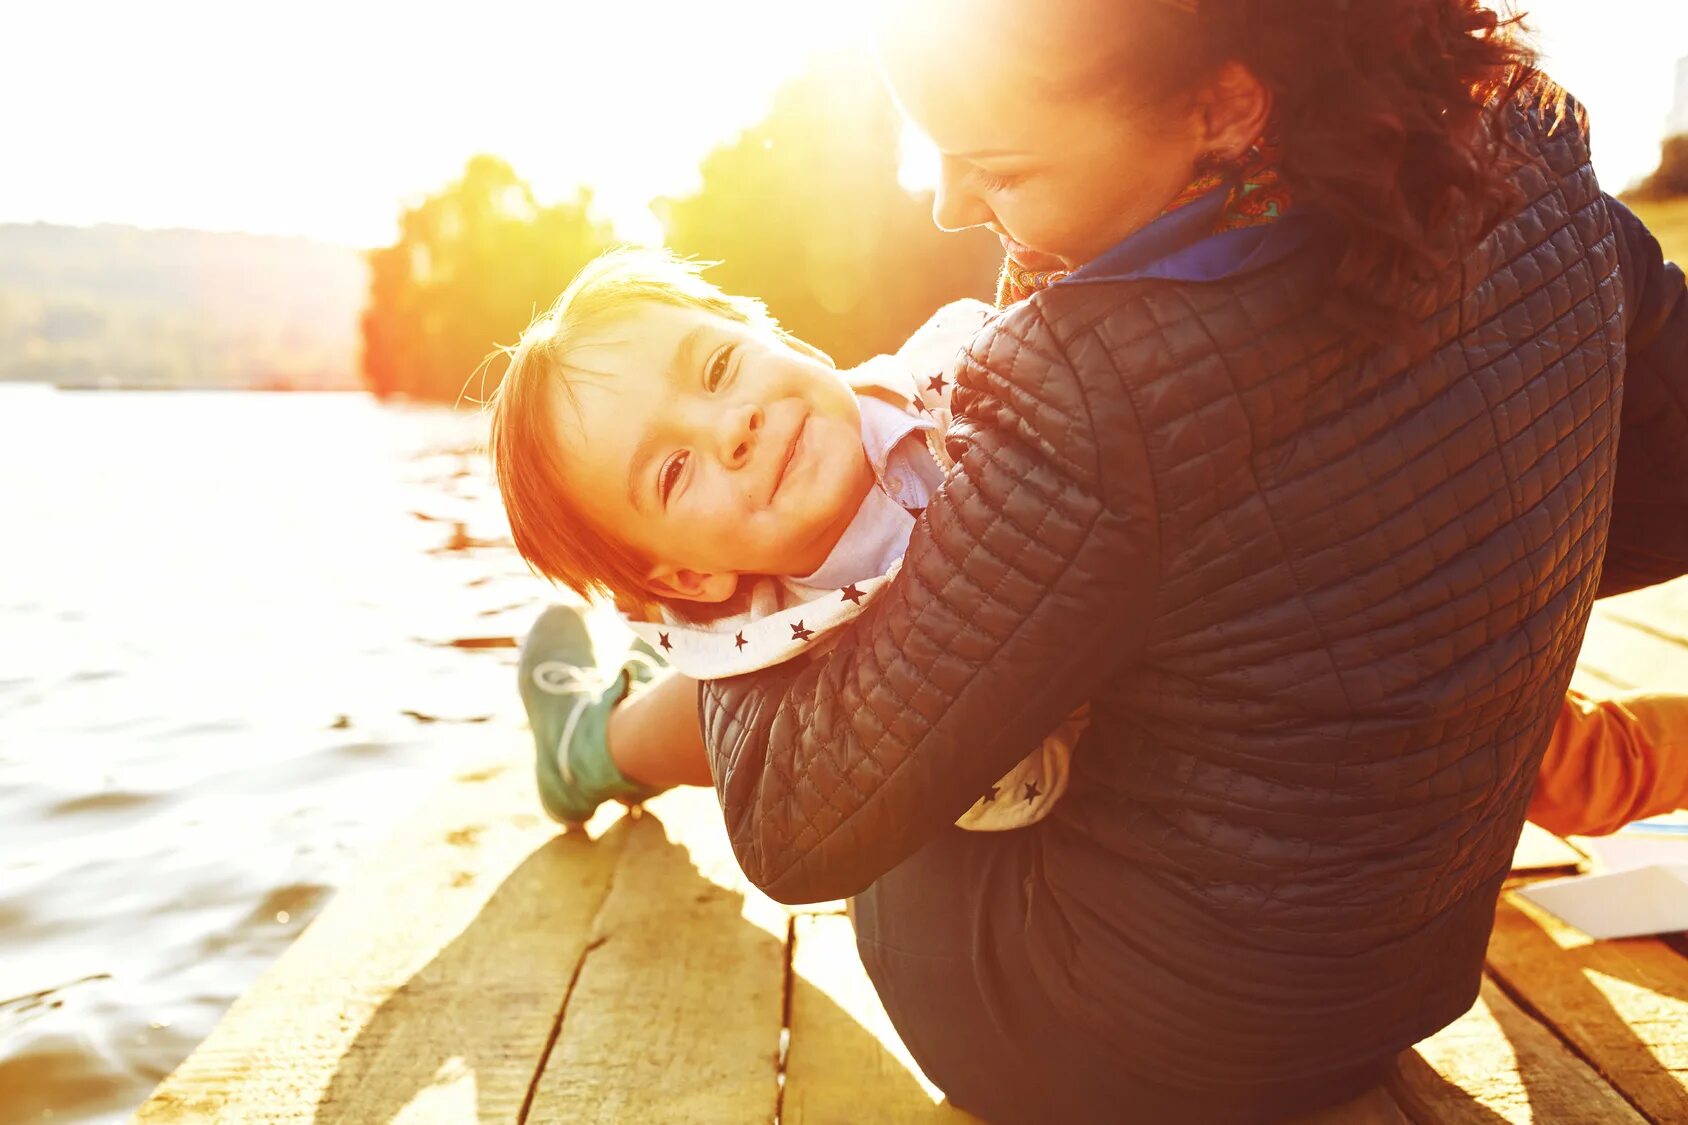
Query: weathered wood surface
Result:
<box><xmin>137</xmin><ymin>578</ymin><xmax>1688</xmax><ymax>1123</ymax></box>
<box><xmin>1486</xmin><ymin>893</ymin><xmax>1688</xmax><ymax>1123</ymax></box>
<box><xmin>784</xmin><ymin>913</ymin><xmax>976</xmax><ymax>1123</ymax></box>
<box><xmin>525</xmin><ymin>792</ymin><xmax>786</xmax><ymax>1123</ymax></box>
<box><xmin>1292</xmin><ymin>1084</ymin><xmax>1414</xmax><ymax>1125</ymax></box>
<box><xmin>1510</xmin><ymin>821</ymin><xmax>1585</xmax><ymax>874</ymax></box>
<box><xmin>134</xmin><ymin>756</ymin><xmax>626</xmax><ymax>1124</ymax></box>
<box><xmin>1394</xmin><ymin>978</ymin><xmax>1646</xmax><ymax>1123</ymax></box>
<box><xmin>1572</xmin><ymin>584</ymin><xmax>1688</xmax><ymax>693</ymax></box>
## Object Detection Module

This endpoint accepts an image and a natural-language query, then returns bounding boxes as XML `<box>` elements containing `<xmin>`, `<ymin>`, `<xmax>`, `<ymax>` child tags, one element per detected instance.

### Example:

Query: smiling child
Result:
<box><xmin>489</xmin><ymin>247</ymin><xmax>1079</xmax><ymax>829</ymax></box>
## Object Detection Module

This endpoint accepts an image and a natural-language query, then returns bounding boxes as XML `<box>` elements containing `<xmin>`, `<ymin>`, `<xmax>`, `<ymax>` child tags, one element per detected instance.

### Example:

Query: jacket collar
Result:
<box><xmin>1062</xmin><ymin>185</ymin><xmax>1319</xmax><ymax>288</ymax></box>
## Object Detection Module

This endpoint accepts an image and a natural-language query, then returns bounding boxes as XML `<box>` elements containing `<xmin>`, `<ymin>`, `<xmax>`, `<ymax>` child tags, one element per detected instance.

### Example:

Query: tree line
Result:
<box><xmin>362</xmin><ymin>53</ymin><xmax>1688</xmax><ymax>406</ymax></box>
<box><xmin>1629</xmin><ymin>135</ymin><xmax>1688</xmax><ymax>203</ymax></box>
<box><xmin>361</xmin><ymin>53</ymin><xmax>1001</xmax><ymax>405</ymax></box>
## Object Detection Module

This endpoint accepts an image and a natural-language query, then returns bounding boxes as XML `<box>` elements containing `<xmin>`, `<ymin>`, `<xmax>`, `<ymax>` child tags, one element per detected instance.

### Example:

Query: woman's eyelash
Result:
<box><xmin>706</xmin><ymin>343</ymin><xmax>735</xmax><ymax>390</ymax></box>
<box><xmin>660</xmin><ymin>452</ymin><xmax>688</xmax><ymax>504</ymax></box>
<box><xmin>976</xmin><ymin>168</ymin><xmax>1022</xmax><ymax>191</ymax></box>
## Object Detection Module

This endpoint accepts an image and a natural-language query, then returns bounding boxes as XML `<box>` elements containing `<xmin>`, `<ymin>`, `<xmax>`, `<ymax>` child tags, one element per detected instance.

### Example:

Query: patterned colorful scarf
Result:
<box><xmin>996</xmin><ymin>146</ymin><xmax>1292</xmax><ymax>307</ymax></box>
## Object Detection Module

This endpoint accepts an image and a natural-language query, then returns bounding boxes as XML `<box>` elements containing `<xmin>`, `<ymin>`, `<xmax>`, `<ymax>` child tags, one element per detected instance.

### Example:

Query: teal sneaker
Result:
<box><xmin>519</xmin><ymin>605</ymin><xmax>668</xmax><ymax>826</ymax></box>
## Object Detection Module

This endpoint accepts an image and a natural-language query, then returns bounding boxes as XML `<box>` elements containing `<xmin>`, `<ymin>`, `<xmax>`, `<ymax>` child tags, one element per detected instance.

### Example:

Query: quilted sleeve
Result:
<box><xmin>698</xmin><ymin>300</ymin><xmax>1161</xmax><ymax>903</ymax></box>
<box><xmin>1598</xmin><ymin>196</ymin><xmax>1688</xmax><ymax>598</ymax></box>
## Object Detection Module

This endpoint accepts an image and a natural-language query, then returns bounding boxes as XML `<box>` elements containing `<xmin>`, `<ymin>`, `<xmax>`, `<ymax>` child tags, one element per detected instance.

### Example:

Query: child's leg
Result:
<box><xmin>1527</xmin><ymin>689</ymin><xmax>1688</xmax><ymax>837</ymax></box>
<box><xmin>520</xmin><ymin>605</ymin><xmax>702</xmax><ymax>825</ymax></box>
<box><xmin>608</xmin><ymin>669</ymin><xmax>714</xmax><ymax>788</ymax></box>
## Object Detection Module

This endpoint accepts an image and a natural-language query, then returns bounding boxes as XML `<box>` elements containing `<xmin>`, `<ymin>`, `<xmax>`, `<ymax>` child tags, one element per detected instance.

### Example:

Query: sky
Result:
<box><xmin>1</xmin><ymin>0</ymin><xmax>1684</xmax><ymax>250</ymax></box>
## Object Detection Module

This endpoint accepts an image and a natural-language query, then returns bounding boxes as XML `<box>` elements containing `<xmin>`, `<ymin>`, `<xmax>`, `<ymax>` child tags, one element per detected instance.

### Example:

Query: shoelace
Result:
<box><xmin>529</xmin><ymin>648</ymin><xmax>666</xmax><ymax>787</ymax></box>
<box><xmin>531</xmin><ymin>661</ymin><xmax>611</xmax><ymax>787</ymax></box>
<box><xmin>530</xmin><ymin>660</ymin><xmax>614</xmax><ymax>698</ymax></box>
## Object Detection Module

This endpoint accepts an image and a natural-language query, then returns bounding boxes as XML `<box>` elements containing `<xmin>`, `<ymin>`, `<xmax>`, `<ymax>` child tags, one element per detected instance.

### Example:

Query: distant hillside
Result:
<box><xmin>0</xmin><ymin>223</ymin><xmax>366</xmax><ymax>390</ymax></box>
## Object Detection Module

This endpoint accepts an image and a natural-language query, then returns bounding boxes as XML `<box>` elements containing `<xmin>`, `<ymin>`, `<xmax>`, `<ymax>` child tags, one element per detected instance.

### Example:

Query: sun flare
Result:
<box><xmin>0</xmin><ymin>1</ymin><xmax>1680</xmax><ymax>245</ymax></box>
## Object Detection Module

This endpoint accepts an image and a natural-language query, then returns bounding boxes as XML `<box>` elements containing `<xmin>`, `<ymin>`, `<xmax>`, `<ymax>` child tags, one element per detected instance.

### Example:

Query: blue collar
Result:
<box><xmin>1061</xmin><ymin>184</ymin><xmax>1319</xmax><ymax>288</ymax></box>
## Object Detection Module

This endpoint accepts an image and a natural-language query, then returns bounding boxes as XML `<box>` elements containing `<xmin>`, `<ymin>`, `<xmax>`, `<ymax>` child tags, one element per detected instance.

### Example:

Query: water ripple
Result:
<box><xmin>0</xmin><ymin>394</ymin><xmax>555</xmax><ymax>1123</ymax></box>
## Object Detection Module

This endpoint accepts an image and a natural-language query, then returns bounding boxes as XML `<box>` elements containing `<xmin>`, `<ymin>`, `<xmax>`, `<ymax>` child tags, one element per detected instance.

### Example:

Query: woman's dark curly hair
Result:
<box><xmin>1093</xmin><ymin>0</ymin><xmax>1541</xmax><ymax>314</ymax></box>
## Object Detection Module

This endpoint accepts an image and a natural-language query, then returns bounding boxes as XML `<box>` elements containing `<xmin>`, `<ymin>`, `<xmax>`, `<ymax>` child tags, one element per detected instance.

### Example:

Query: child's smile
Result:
<box><xmin>546</xmin><ymin>302</ymin><xmax>877</xmax><ymax>605</ymax></box>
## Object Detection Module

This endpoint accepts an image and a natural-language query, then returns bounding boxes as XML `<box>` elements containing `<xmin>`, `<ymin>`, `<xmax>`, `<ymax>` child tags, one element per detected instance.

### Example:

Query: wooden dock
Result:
<box><xmin>137</xmin><ymin>579</ymin><xmax>1688</xmax><ymax>1123</ymax></box>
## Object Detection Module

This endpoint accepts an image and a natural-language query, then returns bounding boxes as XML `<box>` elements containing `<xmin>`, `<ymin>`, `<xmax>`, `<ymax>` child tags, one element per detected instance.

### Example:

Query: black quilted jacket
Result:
<box><xmin>700</xmin><ymin>92</ymin><xmax>1688</xmax><ymax>1095</ymax></box>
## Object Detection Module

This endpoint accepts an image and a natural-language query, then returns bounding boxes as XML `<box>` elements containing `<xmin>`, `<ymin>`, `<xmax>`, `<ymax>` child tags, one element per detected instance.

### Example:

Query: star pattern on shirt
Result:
<box><xmin>983</xmin><ymin>785</ymin><xmax>999</xmax><ymax>804</ymax></box>
<box><xmin>927</xmin><ymin>373</ymin><xmax>947</xmax><ymax>395</ymax></box>
<box><xmin>1023</xmin><ymin>779</ymin><xmax>1042</xmax><ymax>802</ymax></box>
<box><xmin>791</xmin><ymin>621</ymin><xmax>815</xmax><ymax>643</ymax></box>
<box><xmin>840</xmin><ymin>583</ymin><xmax>866</xmax><ymax>605</ymax></box>
<box><xmin>734</xmin><ymin>631</ymin><xmax>748</xmax><ymax>651</ymax></box>
<box><xmin>658</xmin><ymin>632</ymin><xmax>673</xmax><ymax>652</ymax></box>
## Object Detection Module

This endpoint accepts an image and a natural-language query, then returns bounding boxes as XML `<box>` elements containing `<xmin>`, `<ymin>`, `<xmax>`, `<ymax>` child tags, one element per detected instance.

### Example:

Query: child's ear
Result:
<box><xmin>777</xmin><ymin>330</ymin><xmax>836</xmax><ymax>368</ymax></box>
<box><xmin>645</xmin><ymin>564</ymin><xmax>741</xmax><ymax>605</ymax></box>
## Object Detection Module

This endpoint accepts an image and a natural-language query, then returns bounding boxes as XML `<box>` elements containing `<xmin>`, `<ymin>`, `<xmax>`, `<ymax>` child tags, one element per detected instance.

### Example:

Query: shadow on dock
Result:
<box><xmin>312</xmin><ymin>811</ymin><xmax>952</xmax><ymax>1122</ymax></box>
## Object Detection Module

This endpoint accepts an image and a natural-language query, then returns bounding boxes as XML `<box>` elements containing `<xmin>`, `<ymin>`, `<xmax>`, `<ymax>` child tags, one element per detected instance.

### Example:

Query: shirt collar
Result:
<box><xmin>787</xmin><ymin>484</ymin><xmax>915</xmax><ymax>594</ymax></box>
<box><xmin>857</xmin><ymin>392</ymin><xmax>934</xmax><ymax>477</ymax></box>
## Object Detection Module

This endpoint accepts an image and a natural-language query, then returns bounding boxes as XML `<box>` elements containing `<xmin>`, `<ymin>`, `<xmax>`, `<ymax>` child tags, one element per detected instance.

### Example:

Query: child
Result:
<box><xmin>491</xmin><ymin>248</ymin><xmax>1688</xmax><ymax>840</ymax></box>
<box><xmin>490</xmin><ymin>247</ymin><xmax>1080</xmax><ymax>829</ymax></box>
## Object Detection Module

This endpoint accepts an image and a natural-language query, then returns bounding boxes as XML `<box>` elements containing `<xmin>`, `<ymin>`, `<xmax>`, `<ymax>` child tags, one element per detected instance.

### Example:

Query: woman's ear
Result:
<box><xmin>778</xmin><ymin>330</ymin><xmax>837</xmax><ymax>368</ymax></box>
<box><xmin>645</xmin><ymin>564</ymin><xmax>741</xmax><ymax>605</ymax></box>
<box><xmin>1197</xmin><ymin>61</ymin><xmax>1274</xmax><ymax>159</ymax></box>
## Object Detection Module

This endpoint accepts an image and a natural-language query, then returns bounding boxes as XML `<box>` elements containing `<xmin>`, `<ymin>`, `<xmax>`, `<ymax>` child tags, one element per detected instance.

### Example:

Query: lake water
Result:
<box><xmin>0</xmin><ymin>388</ymin><xmax>566</xmax><ymax>1123</ymax></box>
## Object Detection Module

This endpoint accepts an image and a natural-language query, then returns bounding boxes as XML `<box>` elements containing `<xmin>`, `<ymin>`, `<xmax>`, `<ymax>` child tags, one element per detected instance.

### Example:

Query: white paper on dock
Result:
<box><xmin>1515</xmin><ymin>820</ymin><xmax>1688</xmax><ymax>940</ymax></box>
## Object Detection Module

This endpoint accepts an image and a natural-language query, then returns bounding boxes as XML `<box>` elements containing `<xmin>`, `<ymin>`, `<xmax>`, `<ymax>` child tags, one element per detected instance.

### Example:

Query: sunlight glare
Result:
<box><xmin>0</xmin><ymin>1</ymin><xmax>1679</xmax><ymax>244</ymax></box>
<box><xmin>898</xmin><ymin>128</ymin><xmax>942</xmax><ymax>196</ymax></box>
<box><xmin>0</xmin><ymin>0</ymin><xmax>877</xmax><ymax>247</ymax></box>
<box><xmin>391</xmin><ymin>1056</ymin><xmax>478</xmax><ymax>1124</ymax></box>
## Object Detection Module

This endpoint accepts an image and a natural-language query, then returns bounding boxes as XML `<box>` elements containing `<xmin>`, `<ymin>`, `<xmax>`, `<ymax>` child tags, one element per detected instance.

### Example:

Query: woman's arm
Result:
<box><xmin>699</xmin><ymin>300</ymin><xmax>1162</xmax><ymax>903</ymax></box>
<box><xmin>1599</xmin><ymin>196</ymin><xmax>1688</xmax><ymax>598</ymax></box>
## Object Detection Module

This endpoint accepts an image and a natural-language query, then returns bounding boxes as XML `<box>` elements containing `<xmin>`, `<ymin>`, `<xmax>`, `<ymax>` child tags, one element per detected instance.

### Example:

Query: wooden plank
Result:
<box><xmin>1599</xmin><ymin>578</ymin><xmax>1688</xmax><ymax>637</ymax></box>
<box><xmin>1600</xmin><ymin>607</ymin><xmax>1688</xmax><ymax>650</ymax></box>
<box><xmin>525</xmin><ymin>787</ymin><xmax>786</xmax><ymax>1124</ymax></box>
<box><xmin>1484</xmin><ymin>892</ymin><xmax>1688</xmax><ymax>1122</ymax></box>
<box><xmin>1284</xmin><ymin>1082</ymin><xmax>1411</xmax><ymax>1124</ymax></box>
<box><xmin>783</xmin><ymin>912</ymin><xmax>980</xmax><ymax>1123</ymax></box>
<box><xmin>1393</xmin><ymin>978</ymin><xmax>1643</xmax><ymax>1123</ymax></box>
<box><xmin>1511</xmin><ymin>822</ymin><xmax>1586</xmax><ymax>875</ymax></box>
<box><xmin>1577</xmin><ymin>583</ymin><xmax>1688</xmax><ymax>692</ymax></box>
<box><xmin>136</xmin><ymin>748</ymin><xmax>627</xmax><ymax>1124</ymax></box>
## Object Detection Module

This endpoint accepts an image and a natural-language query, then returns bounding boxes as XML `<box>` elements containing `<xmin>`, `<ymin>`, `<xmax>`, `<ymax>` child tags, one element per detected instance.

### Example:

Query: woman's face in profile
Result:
<box><xmin>877</xmin><ymin>0</ymin><xmax>1212</xmax><ymax>272</ymax></box>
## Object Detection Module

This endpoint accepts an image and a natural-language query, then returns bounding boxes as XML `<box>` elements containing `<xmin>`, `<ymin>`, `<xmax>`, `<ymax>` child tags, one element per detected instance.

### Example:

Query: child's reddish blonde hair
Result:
<box><xmin>487</xmin><ymin>248</ymin><xmax>782</xmax><ymax>609</ymax></box>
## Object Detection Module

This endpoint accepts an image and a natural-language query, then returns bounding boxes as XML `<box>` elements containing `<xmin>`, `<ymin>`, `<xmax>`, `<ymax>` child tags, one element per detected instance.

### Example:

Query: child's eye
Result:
<box><xmin>706</xmin><ymin>344</ymin><xmax>735</xmax><ymax>391</ymax></box>
<box><xmin>659</xmin><ymin>452</ymin><xmax>688</xmax><ymax>506</ymax></box>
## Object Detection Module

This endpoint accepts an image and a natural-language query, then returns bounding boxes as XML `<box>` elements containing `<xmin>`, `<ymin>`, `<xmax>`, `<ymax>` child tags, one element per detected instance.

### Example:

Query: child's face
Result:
<box><xmin>548</xmin><ymin>302</ymin><xmax>876</xmax><ymax>605</ymax></box>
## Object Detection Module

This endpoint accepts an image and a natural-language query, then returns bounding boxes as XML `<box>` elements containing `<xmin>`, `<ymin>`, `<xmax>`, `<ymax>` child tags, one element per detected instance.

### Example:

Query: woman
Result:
<box><xmin>693</xmin><ymin>0</ymin><xmax>1688</xmax><ymax>1120</ymax></box>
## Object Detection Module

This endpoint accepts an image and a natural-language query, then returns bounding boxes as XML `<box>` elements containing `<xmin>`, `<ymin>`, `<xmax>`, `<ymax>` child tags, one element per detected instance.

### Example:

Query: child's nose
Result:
<box><xmin>720</xmin><ymin>404</ymin><xmax>762</xmax><ymax>469</ymax></box>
